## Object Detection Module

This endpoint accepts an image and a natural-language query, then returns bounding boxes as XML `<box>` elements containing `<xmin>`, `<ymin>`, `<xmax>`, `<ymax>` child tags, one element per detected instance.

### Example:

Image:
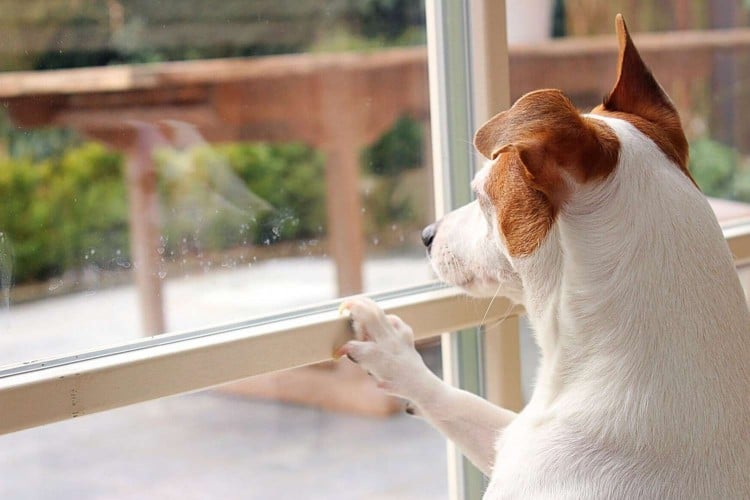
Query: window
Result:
<box><xmin>0</xmin><ymin>2</ymin><xmax>437</xmax><ymax>364</ymax></box>
<box><xmin>0</xmin><ymin>1</ymin><xmax>511</xmax><ymax>498</ymax></box>
<box><xmin>3</xmin><ymin>2</ymin><xmax>750</xmax><ymax>499</ymax></box>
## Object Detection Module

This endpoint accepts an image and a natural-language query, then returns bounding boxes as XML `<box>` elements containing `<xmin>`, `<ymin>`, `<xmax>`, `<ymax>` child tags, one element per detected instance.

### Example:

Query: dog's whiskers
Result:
<box><xmin>482</xmin><ymin>300</ymin><xmax>516</xmax><ymax>331</ymax></box>
<box><xmin>479</xmin><ymin>284</ymin><xmax>503</xmax><ymax>327</ymax></box>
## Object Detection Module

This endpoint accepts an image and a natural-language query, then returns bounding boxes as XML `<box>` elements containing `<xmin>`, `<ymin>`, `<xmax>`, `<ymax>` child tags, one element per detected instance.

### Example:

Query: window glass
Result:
<box><xmin>0</xmin><ymin>2</ymin><xmax>449</xmax><ymax>498</ymax></box>
<box><xmin>0</xmin><ymin>0</ymin><xmax>435</xmax><ymax>366</ymax></box>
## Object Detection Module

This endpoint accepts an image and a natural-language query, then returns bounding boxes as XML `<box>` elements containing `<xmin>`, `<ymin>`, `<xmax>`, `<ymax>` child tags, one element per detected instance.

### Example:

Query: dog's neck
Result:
<box><xmin>515</xmin><ymin>116</ymin><xmax>750</xmax><ymax>411</ymax></box>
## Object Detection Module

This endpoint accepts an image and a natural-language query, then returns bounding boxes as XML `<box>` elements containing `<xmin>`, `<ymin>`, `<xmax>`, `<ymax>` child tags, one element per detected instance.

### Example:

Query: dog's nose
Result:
<box><xmin>421</xmin><ymin>223</ymin><xmax>438</xmax><ymax>250</ymax></box>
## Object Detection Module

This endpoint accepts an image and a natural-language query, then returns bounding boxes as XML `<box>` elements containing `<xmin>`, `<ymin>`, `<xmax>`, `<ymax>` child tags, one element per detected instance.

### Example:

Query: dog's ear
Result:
<box><xmin>597</xmin><ymin>14</ymin><xmax>689</xmax><ymax>168</ymax></box>
<box><xmin>603</xmin><ymin>14</ymin><xmax>672</xmax><ymax>121</ymax></box>
<box><xmin>474</xmin><ymin>89</ymin><xmax>619</xmax><ymax>204</ymax></box>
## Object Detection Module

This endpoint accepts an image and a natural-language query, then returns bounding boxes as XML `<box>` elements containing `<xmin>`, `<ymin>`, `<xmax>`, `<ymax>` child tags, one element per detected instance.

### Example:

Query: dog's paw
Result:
<box><xmin>335</xmin><ymin>296</ymin><xmax>430</xmax><ymax>399</ymax></box>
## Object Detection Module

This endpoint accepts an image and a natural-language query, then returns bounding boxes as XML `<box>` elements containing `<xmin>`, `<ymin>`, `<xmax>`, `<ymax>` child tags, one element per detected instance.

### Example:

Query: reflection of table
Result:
<box><xmin>0</xmin><ymin>49</ymin><xmax>431</xmax><ymax>336</ymax></box>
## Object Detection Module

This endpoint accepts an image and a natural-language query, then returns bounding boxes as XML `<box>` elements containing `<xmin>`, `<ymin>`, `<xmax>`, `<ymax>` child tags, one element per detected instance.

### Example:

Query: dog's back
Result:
<box><xmin>341</xmin><ymin>14</ymin><xmax>750</xmax><ymax>500</ymax></box>
<box><xmin>478</xmin><ymin>16</ymin><xmax>750</xmax><ymax>500</ymax></box>
<box><xmin>486</xmin><ymin>115</ymin><xmax>750</xmax><ymax>498</ymax></box>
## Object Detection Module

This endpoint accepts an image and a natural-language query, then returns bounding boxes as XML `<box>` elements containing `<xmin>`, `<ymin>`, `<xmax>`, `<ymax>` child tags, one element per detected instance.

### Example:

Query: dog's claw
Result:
<box><xmin>338</xmin><ymin>302</ymin><xmax>352</xmax><ymax>318</ymax></box>
<box><xmin>333</xmin><ymin>302</ymin><xmax>355</xmax><ymax>360</ymax></box>
<box><xmin>405</xmin><ymin>402</ymin><xmax>419</xmax><ymax>416</ymax></box>
<box><xmin>333</xmin><ymin>344</ymin><xmax>347</xmax><ymax>360</ymax></box>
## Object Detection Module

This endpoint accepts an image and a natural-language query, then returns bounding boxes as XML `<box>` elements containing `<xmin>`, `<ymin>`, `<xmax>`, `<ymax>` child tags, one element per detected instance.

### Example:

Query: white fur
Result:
<box><xmin>341</xmin><ymin>115</ymin><xmax>750</xmax><ymax>499</ymax></box>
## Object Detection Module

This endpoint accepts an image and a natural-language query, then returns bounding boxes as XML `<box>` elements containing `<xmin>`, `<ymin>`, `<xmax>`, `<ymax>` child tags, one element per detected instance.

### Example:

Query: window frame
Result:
<box><xmin>0</xmin><ymin>2</ymin><xmax>519</xmax><ymax>435</ymax></box>
<box><xmin>0</xmin><ymin>1</ymin><xmax>517</xmax><ymax>490</ymax></box>
<box><xmin>425</xmin><ymin>1</ymin><xmax>513</xmax><ymax>497</ymax></box>
<box><xmin>0</xmin><ymin>283</ymin><xmax>524</xmax><ymax>433</ymax></box>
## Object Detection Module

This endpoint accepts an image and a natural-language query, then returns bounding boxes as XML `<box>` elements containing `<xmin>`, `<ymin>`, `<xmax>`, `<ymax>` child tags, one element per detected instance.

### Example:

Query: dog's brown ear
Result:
<box><xmin>474</xmin><ymin>89</ymin><xmax>619</xmax><ymax>203</ymax></box>
<box><xmin>604</xmin><ymin>15</ymin><xmax>674</xmax><ymax>121</ymax></box>
<box><xmin>599</xmin><ymin>14</ymin><xmax>689</xmax><ymax>168</ymax></box>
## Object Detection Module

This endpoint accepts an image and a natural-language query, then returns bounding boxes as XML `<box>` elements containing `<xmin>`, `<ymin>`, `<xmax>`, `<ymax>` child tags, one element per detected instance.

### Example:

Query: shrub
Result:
<box><xmin>157</xmin><ymin>142</ymin><xmax>326</xmax><ymax>251</ymax></box>
<box><xmin>52</xmin><ymin>144</ymin><xmax>129</xmax><ymax>272</ymax></box>
<box><xmin>688</xmin><ymin>138</ymin><xmax>750</xmax><ymax>204</ymax></box>
<box><xmin>361</xmin><ymin>115</ymin><xmax>424</xmax><ymax>233</ymax></box>
<box><xmin>223</xmin><ymin>143</ymin><xmax>327</xmax><ymax>244</ymax></box>
<box><xmin>689</xmin><ymin>137</ymin><xmax>738</xmax><ymax>198</ymax></box>
<box><xmin>0</xmin><ymin>143</ymin><xmax>127</xmax><ymax>283</ymax></box>
<box><xmin>0</xmin><ymin>140</ymin><xmax>327</xmax><ymax>285</ymax></box>
<box><xmin>362</xmin><ymin>115</ymin><xmax>423</xmax><ymax>177</ymax></box>
<box><xmin>0</xmin><ymin>156</ymin><xmax>59</xmax><ymax>282</ymax></box>
<box><xmin>353</xmin><ymin>0</ymin><xmax>426</xmax><ymax>41</ymax></box>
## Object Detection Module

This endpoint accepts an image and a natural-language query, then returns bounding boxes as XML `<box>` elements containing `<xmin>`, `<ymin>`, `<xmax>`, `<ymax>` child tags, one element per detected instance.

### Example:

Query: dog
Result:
<box><xmin>336</xmin><ymin>14</ymin><xmax>750</xmax><ymax>499</ymax></box>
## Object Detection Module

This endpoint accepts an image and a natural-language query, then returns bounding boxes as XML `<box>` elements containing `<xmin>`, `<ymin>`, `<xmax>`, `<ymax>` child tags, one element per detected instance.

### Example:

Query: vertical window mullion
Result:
<box><xmin>426</xmin><ymin>1</ymin><xmax>510</xmax><ymax>499</ymax></box>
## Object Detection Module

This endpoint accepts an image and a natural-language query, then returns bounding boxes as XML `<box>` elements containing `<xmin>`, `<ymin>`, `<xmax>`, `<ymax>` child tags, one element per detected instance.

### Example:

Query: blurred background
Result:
<box><xmin>1</xmin><ymin>1</ymin><xmax>750</xmax><ymax>498</ymax></box>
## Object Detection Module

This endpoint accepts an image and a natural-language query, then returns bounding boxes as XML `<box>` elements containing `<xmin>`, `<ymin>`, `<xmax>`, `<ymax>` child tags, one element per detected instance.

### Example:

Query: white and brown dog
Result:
<box><xmin>337</xmin><ymin>15</ymin><xmax>750</xmax><ymax>499</ymax></box>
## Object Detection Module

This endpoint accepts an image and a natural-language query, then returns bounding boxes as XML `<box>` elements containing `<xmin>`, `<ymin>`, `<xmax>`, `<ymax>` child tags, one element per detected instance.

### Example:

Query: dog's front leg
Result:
<box><xmin>337</xmin><ymin>296</ymin><xmax>516</xmax><ymax>476</ymax></box>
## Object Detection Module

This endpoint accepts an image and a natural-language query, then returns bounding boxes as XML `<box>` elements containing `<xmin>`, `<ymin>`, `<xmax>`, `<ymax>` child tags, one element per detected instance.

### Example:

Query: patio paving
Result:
<box><xmin>0</xmin><ymin>389</ymin><xmax>448</xmax><ymax>499</ymax></box>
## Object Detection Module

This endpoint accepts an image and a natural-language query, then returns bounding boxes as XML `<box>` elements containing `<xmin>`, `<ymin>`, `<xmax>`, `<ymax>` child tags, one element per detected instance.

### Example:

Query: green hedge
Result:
<box><xmin>689</xmin><ymin>138</ymin><xmax>750</xmax><ymax>202</ymax></box>
<box><xmin>1</xmin><ymin>118</ymin><xmax>427</xmax><ymax>285</ymax></box>
<box><xmin>11</xmin><ymin>132</ymin><xmax>744</xmax><ymax>287</ymax></box>
<box><xmin>156</xmin><ymin>142</ymin><xmax>326</xmax><ymax>253</ymax></box>
<box><xmin>0</xmin><ymin>143</ymin><xmax>127</xmax><ymax>283</ymax></box>
<box><xmin>361</xmin><ymin>115</ymin><xmax>424</xmax><ymax>232</ymax></box>
<box><xmin>0</xmin><ymin>142</ymin><xmax>327</xmax><ymax>284</ymax></box>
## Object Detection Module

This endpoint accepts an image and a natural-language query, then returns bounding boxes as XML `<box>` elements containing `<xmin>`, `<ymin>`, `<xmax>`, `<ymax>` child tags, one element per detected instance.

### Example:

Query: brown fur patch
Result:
<box><xmin>474</xmin><ymin>89</ymin><xmax>618</xmax><ymax>257</ymax></box>
<box><xmin>475</xmin><ymin>89</ymin><xmax>620</xmax><ymax>205</ymax></box>
<box><xmin>593</xmin><ymin>14</ymin><xmax>695</xmax><ymax>186</ymax></box>
<box><xmin>590</xmin><ymin>107</ymin><xmax>690</xmax><ymax>179</ymax></box>
<box><xmin>472</xmin><ymin>13</ymin><xmax>701</xmax><ymax>256</ymax></box>
<box><xmin>485</xmin><ymin>152</ymin><xmax>557</xmax><ymax>257</ymax></box>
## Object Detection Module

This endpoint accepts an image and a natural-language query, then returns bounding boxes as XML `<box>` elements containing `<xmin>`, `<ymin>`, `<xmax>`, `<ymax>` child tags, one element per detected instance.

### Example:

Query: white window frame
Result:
<box><xmin>4</xmin><ymin>2</ymin><xmax>750</xmax><ymax>499</ymax></box>
<box><xmin>0</xmin><ymin>283</ymin><xmax>522</xmax><ymax>433</ymax></box>
<box><xmin>426</xmin><ymin>1</ymin><xmax>514</xmax><ymax>497</ymax></box>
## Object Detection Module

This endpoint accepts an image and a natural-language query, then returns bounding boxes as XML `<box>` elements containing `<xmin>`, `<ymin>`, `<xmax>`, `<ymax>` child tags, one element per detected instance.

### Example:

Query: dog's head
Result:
<box><xmin>424</xmin><ymin>14</ymin><xmax>693</xmax><ymax>303</ymax></box>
